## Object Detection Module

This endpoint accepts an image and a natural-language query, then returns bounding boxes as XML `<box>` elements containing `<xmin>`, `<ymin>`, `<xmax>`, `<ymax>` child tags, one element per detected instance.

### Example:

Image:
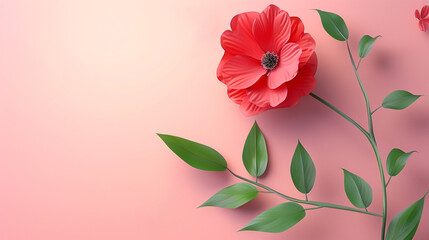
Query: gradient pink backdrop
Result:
<box><xmin>1</xmin><ymin>0</ymin><xmax>428</xmax><ymax>239</ymax></box>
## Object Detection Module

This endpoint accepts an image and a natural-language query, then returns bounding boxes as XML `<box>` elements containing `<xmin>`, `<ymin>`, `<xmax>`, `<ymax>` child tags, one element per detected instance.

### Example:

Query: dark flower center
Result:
<box><xmin>261</xmin><ymin>52</ymin><xmax>279</xmax><ymax>70</ymax></box>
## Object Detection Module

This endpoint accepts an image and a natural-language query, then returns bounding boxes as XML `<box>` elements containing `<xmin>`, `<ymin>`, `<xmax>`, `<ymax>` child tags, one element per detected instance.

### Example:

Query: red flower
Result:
<box><xmin>217</xmin><ymin>4</ymin><xmax>317</xmax><ymax>116</ymax></box>
<box><xmin>415</xmin><ymin>5</ymin><xmax>429</xmax><ymax>32</ymax></box>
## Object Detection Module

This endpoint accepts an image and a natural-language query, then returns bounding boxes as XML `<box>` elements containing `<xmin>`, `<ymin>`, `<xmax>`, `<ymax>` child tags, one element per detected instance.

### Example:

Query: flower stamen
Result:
<box><xmin>261</xmin><ymin>52</ymin><xmax>279</xmax><ymax>70</ymax></box>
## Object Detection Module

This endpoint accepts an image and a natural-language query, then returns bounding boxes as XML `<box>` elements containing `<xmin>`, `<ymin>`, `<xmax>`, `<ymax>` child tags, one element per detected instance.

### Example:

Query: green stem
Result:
<box><xmin>309</xmin><ymin>93</ymin><xmax>369</xmax><ymax>138</ymax></box>
<box><xmin>346</xmin><ymin>41</ymin><xmax>375</xmax><ymax>140</ymax></box>
<box><xmin>305</xmin><ymin>206</ymin><xmax>324</xmax><ymax>211</ymax></box>
<box><xmin>357</xmin><ymin>58</ymin><xmax>362</xmax><ymax>70</ymax></box>
<box><xmin>385</xmin><ymin>176</ymin><xmax>392</xmax><ymax>188</ymax></box>
<box><xmin>346</xmin><ymin>40</ymin><xmax>387</xmax><ymax>240</ymax></box>
<box><xmin>370</xmin><ymin>139</ymin><xmax>387</xmax><ymax>240</ymax></box>
<box><xmin>311</xmin><ymin>92</ymin><xmax>388</xmax><ymax>238</ymax></box>
<box><xmin>227</xmin><ymin>169</ymin><xmax>382</xmax><ymax>217</ymax></box>
<box><xmin>371</xmin><ymin>106</ymin><xmax>382</xmax><ymax>115</ymax></box>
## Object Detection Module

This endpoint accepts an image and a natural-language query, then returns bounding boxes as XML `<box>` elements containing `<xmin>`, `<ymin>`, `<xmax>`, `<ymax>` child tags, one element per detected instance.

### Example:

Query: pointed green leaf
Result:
<box><xmin>314</xmin><ymin>9</ymin><xmax>349</xmax><ymax>41</ymax></box>
<box><xmin>290</xmin><ymin>141</ymin><xmax>316</xmax><ymax>194</ymax></box>
<box><xmin>358</xmin><ymin>35</ymin><xmax>380</xmax><ymax>58</ymax></box>
<box><xmin>199</xmin><ymin>183</ymin><xmax>258</xmax><ymax>208</ymax></box>
<box><xmin>343</xmin><ymin>169</ymin><xmax>373</xmax><ymax>208</ymax></box>
<box><xmin>240</xmin><ymin>202</ymin><xmax>305</xmax><ymax>233</ymax></box>
<box><xmin>386</xmin><ymin>148</ymin><xmax>416</xmax><ymax>177</ymax></box>
<box><xmin>382</xmin><ymin>90</ymin><xmax>421</xmax><ymax>110</ymax></box>
<box><xmin>242</xmin><ymin>121</ymin><xmax>268</xmax><ymax>177</ymax></box>
<box><xmin>386</xmin><ymin>193</ymin><xmax>427</xmax><ymax>240</ymax></box>
<box><xmin>157</xmin><ymin>134</ymin><xmax>227</xmax><ymax>171</ymax></box>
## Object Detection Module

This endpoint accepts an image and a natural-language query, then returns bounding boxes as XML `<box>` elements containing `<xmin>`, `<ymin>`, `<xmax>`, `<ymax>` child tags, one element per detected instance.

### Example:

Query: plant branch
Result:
<box><xmin>309</xmin><ymin>93</ymin><xmax>369</xmax><ymax>138</ymax></box>
<box><xmin>346</xmin><ymin>40</ymin><xmax>387</xmax><ymax>240</ymax></box>
<box><xmin>371</xmin><ymin>106</ymin><xmax>382</xmax><ymax>115</ymax></box>
<box><xmin>346</xmin><ymin>41</ymin><xmax>375</xmax><ymax>140</ymax></box>
<box><xmin>305</xmin><ymin>206</ymin><xmax>324</xmax><ymax>211</ymax></box>
<box><xmin>227</xmin><ymin>169</ymin><xmax>382</xmax><ymax>217</ymax></box>
<box><xmin>385</xmin><ymin>176</ymin><xmax>392</xmax><ymax>188</ymax></box>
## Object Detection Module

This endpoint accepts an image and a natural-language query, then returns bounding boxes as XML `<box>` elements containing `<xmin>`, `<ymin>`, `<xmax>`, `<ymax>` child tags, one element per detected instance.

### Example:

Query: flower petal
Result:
<box><xmin>223</xmin><ymin>55</ymin><xmax>267</xmax><ymax>89</ymax></box>
<box><xmin>219</xmin><ymin>13</ymin><xmax>263</xmax><ymax>80</ymax></box>
<box><xmin>306</xmin><ymin>53</ymin><xmax>318</xmax><ymax>74</ymax></box>
<box><xmin>221</xmin><ymin>30</ymin><xmax>264</xmax><ymax>60</ymax></box>
<box><xmin>230</xmin><ymin>11</ymin><xmax>259</xmax><ymax>32</ymax></box>
<box><xmin>217</xmin><ymin>52</ymin><xmax>233</xmax><ymax>82</ymax></box>
<box><xmin>421</xmin><ymin>5</ymin><xmax>429</xmax><ymax>19</ymax></box>
<box><xmin>274</xmin><ymin>89</ymin><xmax>301</xmax><ymax>108</ymax></box>
<box><xmin>289</xmin><ymin>17</ymin><xmax>304</xmax><ymax>43</ymax></box>
<box><xmin>287</xmin><ymin>66</ymin><xmax>316</xmax><ymax>96</ymax></box>
<box><xmin>275</xmin><ymin>66</ymin><xmax>316</xmax><ymax>108</ymax></box>
<box><xmin>229</xmin><ymin>12</ymin><xmax>264</xmax><ymax>60</ymax></box>
<box><xmin>247</xmin><ymin>75</ymin><xmax>288</xmax><ymax>107</ymax></box>
<box><xmin>240</xmin><ymin>98</ymin><xmax>269</xmax><ymax>116</ymax></box>
<box><xmin>421</xmin><ymin>19</ymin><xmax>429</xmax><ymax>32</ymax></box>
<box><xmin>415</xmin><ymin>9</ymin><xmax>421</xmax><ymax>19</ymax></box>
<box><xmin>227</xmin><ymin>88</ymin><xmax>247</xmax><ymax>104</ymax></box>
<box><xmin>296</xmin><ymin>33</ymin><xmax>316</xmax><ymax>67</ymax></box>
<box><xmin>252</xmin><ymin>4</ymin><xmax>291</xmax><ymax>52</ymax></box>
<box><xmin>221</xmin><ymin>12</ymin><xmax>263</xmax><ymax>60</ymax></box>
<box><xmin>419</xmin><ymin>20</ymin><xmax>427</xmax><ymax>32</ymax></box>
<box><xmin>267</xmin><ymin>43</ymin><xmax>302</xmax><ymax>89</ymax></box>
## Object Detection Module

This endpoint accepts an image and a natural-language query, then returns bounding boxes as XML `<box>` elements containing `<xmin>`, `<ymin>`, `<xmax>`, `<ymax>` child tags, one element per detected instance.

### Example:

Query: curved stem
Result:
<box><xmin>309</xmin><ymin>93</ymin><xmax>369</xmax><ymax>138</ymax></box>
<box><xmin>346</xmin><ymin>41</ymin><xmax>375</xmax><ymax>140</ymax></box>
<box><xmin>311</xmin><ymin>41</ymin><xmax>387</xmax><ymax>239</ymax></box>
<box><xmin>227</xmin><ymin>169</ymin><xmax>382</xmax><ymax>217</ymax></box>
<box><xmin>369</xmin><ymin>139</ymin><xmax>388</xmax><ymax>239</ymax></box>
<box><xmin>371</xmin><ymin>106</ymin><xmax>382</xmax><ymax>115</ymax></box>
<box><xmin>311</xmin><ymin>93</ymin><xmax>387</xmax><ymax>237</ymax></box>
<box><xmin>385</xmin><ymin>176</ymin><xmax>392</xmax><ymax>188</ymax></box>
<box><xmin>346</xmin><ymin>40</ymin><xmax>387</xmax><ymax>240</ymax></box>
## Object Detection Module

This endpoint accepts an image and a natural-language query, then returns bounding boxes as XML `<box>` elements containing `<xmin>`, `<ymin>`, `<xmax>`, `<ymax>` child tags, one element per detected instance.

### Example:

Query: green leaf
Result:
<box><xmin>242</xmin><ymin>121</ymin><xmax>268</xmax><ymax>177</ymax></box>
<box><xmin>290</xmin><ymin>141</ymin><xmax>316</xmax><ymax>194</ymax></box>
<box><xmin>240</xmin><ymin>202</ymin><xmax>305</xmax><ymax>233</ymax></box>
<box><xmin>358</xmin><ymin>35</ymin><xmax>380</xmax><ymax>58</ymax></box>
<box><xmin>314</xmin><ymin>9</ymin><xmax>349</xmax><ymax>41</ymax></box>
<box><xmin>386</xmin><ymin>193</ymin><xmax>427</xmax><ymax>240</ymax></box>
<box><xmin>343</xmin><ymin>169</ymin><xmax>373</xmax><ymax>208</ymax></box>
<box><xmin>157</xmin><ymin>134</ymin><xmax>227</xmax><ymax>171</ymax></box>
<box><xmin>382</xmin><ymin>90</ymin><xmax>421</xmax><ymax>110</ymax></box>
<box><xmin>199</xmin><ymin>183</ymin><xmax>258</xmax><ymax>208</ymax></box>
<box><xmin>386</xmin><ymin>148</ymin><xmax>416</xmax><ymax>176</ymax></box>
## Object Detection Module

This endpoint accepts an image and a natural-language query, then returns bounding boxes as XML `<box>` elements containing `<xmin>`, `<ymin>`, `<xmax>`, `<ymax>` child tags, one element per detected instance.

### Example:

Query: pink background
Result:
<box><xmin>1</xmin><ymin>0</ymin><xmax>428</xmax><ymax>239</ymax></box>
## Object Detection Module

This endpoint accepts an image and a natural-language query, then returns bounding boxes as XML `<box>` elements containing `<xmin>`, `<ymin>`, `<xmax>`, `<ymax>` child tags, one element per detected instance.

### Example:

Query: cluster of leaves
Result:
<box><xmin>158</xmin><ymin>123</ymin><xmax>308</xmax><ymax>232</ymax></box>
<box><xmin>158</xmin><ymin>123</ymin><xmax>315</xmax><ymax>232</ymax></box>
<box><xmin>158</xmin><ymin>121</ymin><xmax>424</xmax><ymax>236</ymax></box>
<box><xmin>314</xmin><ymin>9</ymin><xmax>421</xmax><ymax>112</ymax></box>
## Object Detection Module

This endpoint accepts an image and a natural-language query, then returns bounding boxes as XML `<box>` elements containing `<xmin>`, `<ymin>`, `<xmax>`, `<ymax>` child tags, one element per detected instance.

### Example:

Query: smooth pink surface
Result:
<box><xmin>0</xmin><ymin>0</ymin><xmax>428</xmax><ymax>239</ymax></box>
